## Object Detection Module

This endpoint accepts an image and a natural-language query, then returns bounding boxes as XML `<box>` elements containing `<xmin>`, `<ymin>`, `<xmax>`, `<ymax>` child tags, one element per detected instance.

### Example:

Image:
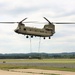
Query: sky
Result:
<box><xmin>0</xmin><ymin>0</ymin><xmax>75</xmax><ymax>54</ymax></box>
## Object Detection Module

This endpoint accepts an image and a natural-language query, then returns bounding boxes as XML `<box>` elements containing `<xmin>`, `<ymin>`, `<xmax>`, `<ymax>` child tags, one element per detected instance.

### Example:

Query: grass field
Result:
<box><xmin>0</xmin><ymin>59</ymin><xmax>75</xmax><ymax>63</ymax></box>
<box><xmin>0</xmin><ymin>59</ymin><xmax>75</xmax><ymax>72</ymax></box>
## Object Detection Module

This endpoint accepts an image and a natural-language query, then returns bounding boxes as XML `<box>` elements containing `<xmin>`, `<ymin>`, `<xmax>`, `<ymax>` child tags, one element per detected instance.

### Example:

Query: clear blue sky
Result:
<box><xmin>0</xmin><ymin>0</ymin><xmax>75</xmax><ymax>53</ymax></box>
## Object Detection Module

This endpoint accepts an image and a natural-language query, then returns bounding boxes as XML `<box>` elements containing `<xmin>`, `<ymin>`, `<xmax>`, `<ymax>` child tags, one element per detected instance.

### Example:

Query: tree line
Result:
<box><xmin>0</xmin><ymin>52</ymin><xmax>75</xmax><ymax>59</ymax></box>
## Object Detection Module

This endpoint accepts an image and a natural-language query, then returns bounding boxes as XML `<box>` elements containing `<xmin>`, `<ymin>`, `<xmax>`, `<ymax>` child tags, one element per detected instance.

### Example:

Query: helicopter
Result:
<box><xmin>14</xmin><ymin>17</ymin><xmax>55</xmax><ymax>39</ymax></box>
<box><xmin>0</xmin><ymin>17</ymin><xmax>75</xmax><ymax>39</ymax></box>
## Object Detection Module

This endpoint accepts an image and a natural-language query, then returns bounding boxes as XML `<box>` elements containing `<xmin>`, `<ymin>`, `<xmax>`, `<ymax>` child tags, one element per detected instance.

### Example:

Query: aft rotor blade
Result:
<box><xmin>43</xmin><ymin>17</ymin><xmax>52</xmax><ymax>24</ymax></box>
<box><xmin>53</xmin><ymin>22</ymin><xmax>75</xmax><ymax>24</ymax></box>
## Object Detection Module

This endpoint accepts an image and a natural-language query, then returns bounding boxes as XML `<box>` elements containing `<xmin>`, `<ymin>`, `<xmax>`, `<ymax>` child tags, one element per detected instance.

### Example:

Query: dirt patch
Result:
<box><xmin>0</xmin><ymin>69</ymin><xmax>75</xmax><ymax>75</ymax></box>
<box><xmin>0</xmin><ymin>69</ymin><xmax>42</xmax><ymax>75</ymax></box>
<box><xmin>9</xmin><ymin>69</ymin><xmax>75</xmax><ymax>75</ymax></box>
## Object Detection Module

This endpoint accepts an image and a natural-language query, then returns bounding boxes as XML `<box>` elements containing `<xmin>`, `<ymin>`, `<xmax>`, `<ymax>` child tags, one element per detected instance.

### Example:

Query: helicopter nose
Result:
<box><xmin>14</xmin><ymin>29</ymin><xmax>18</xmax><ymax>33</ymax></box>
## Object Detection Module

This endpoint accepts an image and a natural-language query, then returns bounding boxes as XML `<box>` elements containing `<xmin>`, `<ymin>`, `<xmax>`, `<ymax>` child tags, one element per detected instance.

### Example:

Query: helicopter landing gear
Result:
<box><xmin>44</xmin><ymin>37</ymin><xmax>45</xmax><ymax>39</ymax></box>
<box><xmin>26</xmin><ymin>35</ymin><xmax>33</xmax><ymax>38</ymax></box>
<box><xmin>31</xmin><ymin>35</ymin><xmax>33</xmax><ymax>38</ymax></box>
<box><xmin>49</xmin><ymin>36</ymin><xmax>51</xmax><ymax>39</ymax></box>
<box><xmin>26</xmin><ymin>35</ymin><xmax>28</xmax><ymax>38</ymax></box>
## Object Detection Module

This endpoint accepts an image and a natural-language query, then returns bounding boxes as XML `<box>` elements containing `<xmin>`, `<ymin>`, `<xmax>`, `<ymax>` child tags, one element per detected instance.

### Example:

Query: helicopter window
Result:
<box><xmin>45</xmin><ymin>29</ymin><xmax>50</xmax><ymax>31</ymax></box>
<box><xmin>46</xmin><ymin>29</ymin><xmax>53</xmax><ymax>31</ymax></box>
<box><xmin>40</xmin><ymin>31</ymin><xmax>44</xmax><ymax>33</ymax></box>
<box><xmin>24</xmin><ymin>28</ymin><xmax>26</xmax><ymax>30</ymax></box>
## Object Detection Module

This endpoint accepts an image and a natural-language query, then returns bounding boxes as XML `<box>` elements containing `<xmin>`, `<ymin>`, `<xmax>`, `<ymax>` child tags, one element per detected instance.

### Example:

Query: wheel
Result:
<box><xmin>49</xmin><ymin>36</ymin><xmax>51</xmax><ymax>39</ymax></box>
<box><xmin>44</xmin><ymin>37</ymin><xmax>45</xmax><ymax>39</ymax></box>
<box><xmin>26</xmin><ymin>35</ymin><xmax>28</xmax><ymax>38</ymax></box>
<box><xmin>31</xmin><ymin>35</ymin><xmax>33</xmax><ymax>38</ymax></box>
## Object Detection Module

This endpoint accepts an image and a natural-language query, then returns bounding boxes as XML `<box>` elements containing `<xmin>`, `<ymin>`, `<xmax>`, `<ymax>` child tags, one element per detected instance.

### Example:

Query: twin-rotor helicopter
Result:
<box><xmin>14</xmin><ymin>17</ymin><xmax>55</xmax><ymax>39</ymax></box>
<box><xmin>0</xmin><ymin>17</ymin><xmax>75</xmax><ymax>39</ymax></box>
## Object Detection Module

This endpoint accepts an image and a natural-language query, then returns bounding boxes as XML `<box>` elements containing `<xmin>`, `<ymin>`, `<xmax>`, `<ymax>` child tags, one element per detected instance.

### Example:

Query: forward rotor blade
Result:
<box><xmin>0</xmin><ymin>22</ymin><xmax>18</xmax><ymax>24</ymax></box>
<box><xmin>0</xmin><ymin>21</ymin><xmax>45</xmax><ymax>24</ymax></box>
<box><xmin>0</xmin><ymin>18</ymin><xmax>27</xmax><ymax>24</ymax></box>
<box><xmin>20</xmin><ymin>18</ymin><xmax>27</xmax><ymax>22</ymax></box>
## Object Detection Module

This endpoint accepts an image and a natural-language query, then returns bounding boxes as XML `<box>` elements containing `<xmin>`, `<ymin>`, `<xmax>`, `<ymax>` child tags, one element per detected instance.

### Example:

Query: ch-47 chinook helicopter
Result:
<box><xmin>14</xmin><ymin>17</ymin><xmax>55</xmax><ymax>39</ymax></box>
<box><xmin>0</xmin><ymin>17</ymin><xmax>75</xmax><ymax>39</ymax></box>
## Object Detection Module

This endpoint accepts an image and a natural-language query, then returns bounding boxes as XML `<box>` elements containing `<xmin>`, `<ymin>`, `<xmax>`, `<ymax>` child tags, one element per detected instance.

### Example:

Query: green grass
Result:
<box><xmin>0</xmin><ymin>59</ymin><xmax>75</xmax><ymax>72</ymax></box>
<box><xmin>0</xmin><ymin>59</ymin><xmax>75</xmax><ymax>63</ymax></box>
<box><xmin>0</xmin><ymin>63</ymin><xmax>75</xmax><ymax>72</ymax></box>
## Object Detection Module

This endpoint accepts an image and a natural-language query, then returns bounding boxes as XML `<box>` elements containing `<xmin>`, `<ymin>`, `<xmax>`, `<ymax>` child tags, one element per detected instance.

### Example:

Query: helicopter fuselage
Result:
<box><xmin>14</xmin><ymin>23</ymin><xmax>55</xmax><ymax>39</ymax></box>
